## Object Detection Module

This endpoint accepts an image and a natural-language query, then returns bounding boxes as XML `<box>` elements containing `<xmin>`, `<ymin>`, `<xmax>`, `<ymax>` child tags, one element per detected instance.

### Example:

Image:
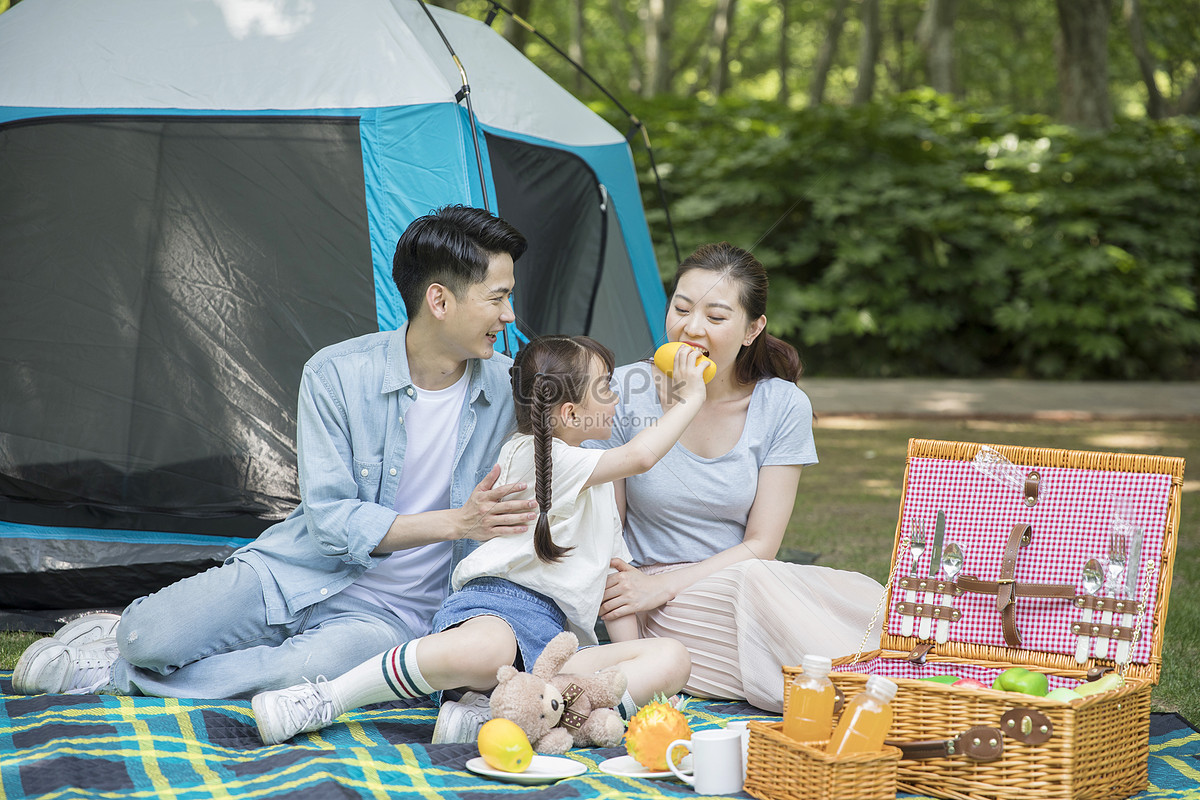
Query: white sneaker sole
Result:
<box><xmin>54</xmin><ymin>613</ymin><xmax>122</xmax><ymax>646</ymax></box>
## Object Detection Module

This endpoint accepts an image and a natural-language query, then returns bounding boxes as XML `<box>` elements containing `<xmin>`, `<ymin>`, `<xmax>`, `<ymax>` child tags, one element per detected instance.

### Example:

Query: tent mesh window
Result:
<box><xmin>0</xmin><ymin>116</ymin><xmax>377</xmax><ymax>538</ymax></box>
<box><xmin>486</xmin><ymin>133</ymin><xmax>654</xmax><ymax>365</ymax></box>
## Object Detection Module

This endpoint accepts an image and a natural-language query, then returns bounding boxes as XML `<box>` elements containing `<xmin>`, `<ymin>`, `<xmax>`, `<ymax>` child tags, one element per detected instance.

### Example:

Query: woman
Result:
<box><xmin>590</xmin><ymin>242</ymin><xmax>884</xmax><ymax>712</ymax></box>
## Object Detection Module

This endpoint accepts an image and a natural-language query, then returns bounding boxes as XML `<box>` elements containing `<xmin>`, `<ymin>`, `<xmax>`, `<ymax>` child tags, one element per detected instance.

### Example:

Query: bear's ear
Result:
<box><xmin>531</xmin><ymin>631</ymin><xmax>578</xmax><ymax>680</ymax></box>
<box><xmin>496</xmin><ymin>664</ymin><xmax>519</xmax><ymax>683</ymax></box>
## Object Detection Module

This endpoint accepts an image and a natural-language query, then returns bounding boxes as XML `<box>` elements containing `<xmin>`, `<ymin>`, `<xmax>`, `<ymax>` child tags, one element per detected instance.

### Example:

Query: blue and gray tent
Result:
<box><xmin>0</xmin><ymin>0</ymin><xmax>667</xmax><ymax>624</ymax></box>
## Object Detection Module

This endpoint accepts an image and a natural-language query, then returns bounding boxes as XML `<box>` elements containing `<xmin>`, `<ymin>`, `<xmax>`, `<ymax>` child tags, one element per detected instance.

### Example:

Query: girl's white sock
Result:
<box><xmin>328</xmin><ymin>638</ymin><xmax>436</xmax><ymax>713</ymax></box>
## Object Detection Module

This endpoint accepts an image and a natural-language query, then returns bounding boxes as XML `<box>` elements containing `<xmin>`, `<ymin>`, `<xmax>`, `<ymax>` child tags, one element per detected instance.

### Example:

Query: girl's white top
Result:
<box><xmin>451</xmin><ymin>433</ymin><xmax>631</xmax><ymax>644</ymax></box>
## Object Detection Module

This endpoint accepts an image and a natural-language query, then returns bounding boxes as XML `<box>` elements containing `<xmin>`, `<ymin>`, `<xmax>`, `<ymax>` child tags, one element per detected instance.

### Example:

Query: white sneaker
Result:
<box><xmin>432</xmin><ymin>691</ymin><xmax>492</xmax><ymax>744</ymax></box>
<box><xmin>252</xmin><ymin>677</ymin><xmax>340</xmax><ymax>745</ymax></box>
<box><xmin>54</xmin><ymin>613</ymin><xmax>122</xmax><ymax>646</ymax></box>
<box><xmin>13</xmin><ymin>639</ymin><xmax>119</xmax><ymax>695</ymax></box>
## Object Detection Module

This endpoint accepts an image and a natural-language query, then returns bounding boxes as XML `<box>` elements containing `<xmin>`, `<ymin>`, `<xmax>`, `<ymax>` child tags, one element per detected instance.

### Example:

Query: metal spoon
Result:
<box><xmin>935</xmin><ymin>543</ymin><xmax>963</xmax><ymax>644</ymax></box>
<box><xmin>1076</xmin><ymin>558</ymin><xmax>1103</xmax><ymax>664</ymax></box>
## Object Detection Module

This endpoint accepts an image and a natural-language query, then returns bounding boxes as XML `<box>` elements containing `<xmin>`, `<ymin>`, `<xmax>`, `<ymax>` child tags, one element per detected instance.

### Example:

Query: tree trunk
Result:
<box><xmin>809</xmin><ymin>0</ymin><xmax>849</xmax><ymax>105</ymax></box>
<box><xmin>1123</xmin><ymin>0</ymin><xmax>1165</xmax><ymax>119</ymax></box>
<box><xmin>851</xmin><ymin>0</ymin><xmax>881</xmax><ymax>104</ymax></box>
<box><xmin>609</xmin><ymin>0</ymin><xmax>644</xmax><ymax>94</ymax></box>
<box><xmin>503</xmin><ymin>0</ymin><xmax>533</xmax><ymax>56</ymax></box>
<box><xmin>916</xmin><ymin>0</ymin><xmax>958</xmax><ymax>95</ymax></box>
<box><xmin>569</xmin><ymin>0</ymin><xmax>586</xmax><ymax>96</ymax></box>
<box><xmin>778</xmin><ymin>0</ymin><xmax>791</xmax><ymax>103</ymax></box>
<box><xmin>1174</xmin><ymin>73</ymin><xmax>1200</xmax><ymax>116</ymax></box>
<box><xmin>709</xmin><ymin>0</ymin><xmax>739</xmax><ymax>95</ymax></box>
<box><xmin>1055</xmin><ymin>0</ymin><xmax>1112</xmax><ymax>128</ymax></box>
<box><xmin>643</xmin><ymin>0</ymin><xmax>674</xmax><ymax>97</ymax></box>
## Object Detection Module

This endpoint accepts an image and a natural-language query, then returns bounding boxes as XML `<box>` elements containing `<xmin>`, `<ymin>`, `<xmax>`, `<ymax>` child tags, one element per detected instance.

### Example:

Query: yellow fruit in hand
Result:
<box><xmin>477</xmin><ymin>718</ymin><xmax>534</xmax><ymax>773</ymax></box>
<box><xmin>654</xmin><ymin>342</ymin><xmax>716</xmax><ymax>383</ymax></box>
<box><xmin>625</xmin><ymin>695</ymin><xmax>692</xmax><ymax>771</ymax></box>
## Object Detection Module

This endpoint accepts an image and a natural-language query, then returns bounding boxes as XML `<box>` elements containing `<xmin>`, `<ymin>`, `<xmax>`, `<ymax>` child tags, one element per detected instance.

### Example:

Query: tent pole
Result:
<box><xmin>415</xmin><ymin>0</ymin><xmax>492</xmax><ymax>215</ymax></box>
<box><xmin>416</xmin><ymin>1</ymin><xmax>515</xmax><ymax>356</ymax></box>
<box><xmin>481</xmin><ymin>1</ymin><xmax>681</xmax><ymax>267</ymax></box>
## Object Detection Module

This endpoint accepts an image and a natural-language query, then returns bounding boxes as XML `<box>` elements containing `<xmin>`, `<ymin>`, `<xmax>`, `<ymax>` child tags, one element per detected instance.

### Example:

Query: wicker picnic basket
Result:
<box><xmin>744</xmin><ymin>722</ymin><xmax>900</xmax><ymax>800</ymax></box>
<box><xmin>800</xmin><ymin>439</ymin><xmax>1184</xmax><ymax>800</ymax></box>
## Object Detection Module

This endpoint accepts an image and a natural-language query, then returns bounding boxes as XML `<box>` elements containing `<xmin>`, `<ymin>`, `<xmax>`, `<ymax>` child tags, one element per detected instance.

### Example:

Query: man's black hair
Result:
<box><xmin>392</xmin><ymin>205</ymin><xmax>527</xmax><ymax>320</ymax></box>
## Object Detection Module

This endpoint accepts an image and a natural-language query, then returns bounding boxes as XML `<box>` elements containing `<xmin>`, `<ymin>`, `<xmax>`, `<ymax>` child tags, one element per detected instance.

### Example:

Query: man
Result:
<box><xmin>14</xmin><ymin>205</ymin><xmax>535</xmax><ymax>699</ymax></box>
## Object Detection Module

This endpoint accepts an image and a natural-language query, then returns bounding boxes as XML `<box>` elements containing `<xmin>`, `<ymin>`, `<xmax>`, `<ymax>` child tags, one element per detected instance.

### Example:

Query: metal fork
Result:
<box><xmin>902</xmin><ymin>522</ymin><xmax>926</xmax><ymax>637</ymax></box>
<box><xmin>1095</xmin><ymin>530</ymin><xmax>1128</xmax><ymax>660</ymax></box>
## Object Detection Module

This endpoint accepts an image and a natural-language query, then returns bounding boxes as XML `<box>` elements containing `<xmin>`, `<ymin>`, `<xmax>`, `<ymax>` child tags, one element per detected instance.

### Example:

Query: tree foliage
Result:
<box><xmin>438</xmin><ymin>1</ymin><xmax>1200</xmax><ymax>378</ymax></box>
<box><xmin>622</xmin><ymin>93</ymin><xmax>1200</xmax><ymax>378</ymax></box>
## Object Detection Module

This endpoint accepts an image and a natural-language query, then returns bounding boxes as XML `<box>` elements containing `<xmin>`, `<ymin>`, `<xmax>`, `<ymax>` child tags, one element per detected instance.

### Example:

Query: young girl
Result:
<box><xmin>252</xmin><ymin>335</ymin><xmax>708</xmax><ymax>745</ymax></box>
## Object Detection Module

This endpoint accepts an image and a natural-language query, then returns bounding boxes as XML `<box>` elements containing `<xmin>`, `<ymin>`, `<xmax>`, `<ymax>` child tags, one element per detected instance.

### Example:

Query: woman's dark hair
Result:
<box><xmin>670</xmin><ymin>242</ymin><xmax>802</xmax><ymax>385</ymax></box>
<box><xmin>510</xmin><ymin>335</ymin><xmax>615</xmax><ymax>563</ymax></box>
<box><xmin>392</xmin><ymin>205</ymin><xmax>527</xmax><ymax>320</ymax></box>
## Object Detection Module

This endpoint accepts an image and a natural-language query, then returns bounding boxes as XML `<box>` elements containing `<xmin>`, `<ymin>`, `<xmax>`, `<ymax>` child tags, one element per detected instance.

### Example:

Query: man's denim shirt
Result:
<box><xmin>233</xmin><ymin>325</ymin><xmax>515</xmax><ymax>624</ymax></box>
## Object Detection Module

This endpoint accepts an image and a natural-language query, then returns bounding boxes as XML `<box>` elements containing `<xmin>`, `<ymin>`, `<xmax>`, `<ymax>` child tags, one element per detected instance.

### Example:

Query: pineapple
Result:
<box><xmin>624</xmin><ymin>694</ymin><xmax>692</xmax><ymax>771</ymax></box>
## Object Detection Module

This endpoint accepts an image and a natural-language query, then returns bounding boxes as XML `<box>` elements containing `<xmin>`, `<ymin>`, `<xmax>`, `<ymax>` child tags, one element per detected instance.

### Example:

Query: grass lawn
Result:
<box><xmin>2</xmin><ymin>417</ymin><xmax>1195</xmax><ymax>720</ymax></box>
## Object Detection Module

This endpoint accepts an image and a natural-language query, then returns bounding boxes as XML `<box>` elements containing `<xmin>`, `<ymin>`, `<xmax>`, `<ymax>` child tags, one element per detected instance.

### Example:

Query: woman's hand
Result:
<box><xmin>601</xmin><ymin>558</ymin><xmax>673</xmax><ymax>619</ymax></box>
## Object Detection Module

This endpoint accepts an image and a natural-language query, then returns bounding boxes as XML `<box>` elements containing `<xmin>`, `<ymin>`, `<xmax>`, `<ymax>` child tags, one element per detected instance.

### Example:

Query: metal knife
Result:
<box><xmin>929</xmin><ymin>511</ymin><xmax>946</xmax><ymax>578</ymax></box>
<box><xmin>919</xmin><ymin>511</ymin><xmax>946</xmax><ymax>639</ymax></box>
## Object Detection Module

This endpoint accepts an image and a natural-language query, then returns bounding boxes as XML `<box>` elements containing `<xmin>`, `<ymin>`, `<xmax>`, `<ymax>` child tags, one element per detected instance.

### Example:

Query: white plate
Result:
<box><xmin>597</xmin><ymin>754</ymin><xmax>692</xmax><ymax>779</ymax></box>
<box><xmin>465</xmin><ymin>755</ymin><xmax>586</xmax><ymax>785</ymax></box>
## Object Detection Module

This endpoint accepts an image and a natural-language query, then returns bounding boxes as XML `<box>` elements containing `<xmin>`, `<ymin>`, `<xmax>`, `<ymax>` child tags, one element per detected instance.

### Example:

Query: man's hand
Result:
<box><xmin>457</xmin><ymin>464</ymin><xmax>537</xmax><ymax>542</ymax></box>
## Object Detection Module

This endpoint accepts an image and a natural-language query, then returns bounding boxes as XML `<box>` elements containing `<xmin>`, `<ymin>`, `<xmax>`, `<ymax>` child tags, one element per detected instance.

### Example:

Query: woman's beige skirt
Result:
<box><xmin>638</xmin><ymin>560</ymin><xmax>884</xmax><ymax>713</ymax></box>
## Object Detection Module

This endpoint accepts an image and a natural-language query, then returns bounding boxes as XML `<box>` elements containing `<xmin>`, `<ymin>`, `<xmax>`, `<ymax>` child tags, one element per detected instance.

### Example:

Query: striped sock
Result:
<box><xmin>325</xmin><ymin>638</ymin><xmax>437</xmax><ymax>714</ymax></box>
<box><xmin>381</xmin><ymin>639</ymin><xmax>435</xmax><ymax>700</ymax></box>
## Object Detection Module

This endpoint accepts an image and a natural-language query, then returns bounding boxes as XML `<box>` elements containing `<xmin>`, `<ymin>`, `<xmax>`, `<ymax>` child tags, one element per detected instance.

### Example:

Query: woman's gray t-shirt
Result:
<box><xmin>585</xmin><ymin>361</ymin><xmax>817</xmax><ymax>566</ymax></box>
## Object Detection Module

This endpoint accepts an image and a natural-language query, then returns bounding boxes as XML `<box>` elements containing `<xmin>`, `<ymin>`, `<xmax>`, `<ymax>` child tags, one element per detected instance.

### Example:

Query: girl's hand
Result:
<box><xmin>458</xmin><ymin>464</ymin><xmax>537</xmax><ymax>541</ymax></box>
<box><xmin>600</xmin><ymin>558</ymin><xmax>673</xmax><ymax>619</ymax></box>
<box><xmin>671</xmin><ymin>344</ymin><xmax>708</xmax><ymax>405</ymax></box>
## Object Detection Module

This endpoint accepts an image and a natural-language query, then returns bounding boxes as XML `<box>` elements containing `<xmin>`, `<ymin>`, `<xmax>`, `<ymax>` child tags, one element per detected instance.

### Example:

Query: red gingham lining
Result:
<box><xmin>834</xmin><ymin>655</ymin><xmax>1082</xmax><ymax>691</ymax></box>
<box><xmin>886</xmin><ymin>457</ymin><xmax>1171</xmax><ymax>665</ymax></box>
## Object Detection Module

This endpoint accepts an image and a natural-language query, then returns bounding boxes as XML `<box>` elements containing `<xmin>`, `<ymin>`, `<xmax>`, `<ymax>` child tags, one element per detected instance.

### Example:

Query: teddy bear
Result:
<box><xmin>488</xmin><ymin>630</ymin><xmax>628</xmax><ymax>755</ymax></box>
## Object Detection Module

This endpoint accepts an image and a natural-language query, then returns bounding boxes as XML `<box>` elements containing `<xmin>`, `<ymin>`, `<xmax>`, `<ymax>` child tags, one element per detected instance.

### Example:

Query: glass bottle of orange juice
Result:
<box><xmin>783</xmin><ymin>654</ymin><xmax>835</xmax><ymax>742</ymax></box>
<box><xmin>826</xmin><ymin>676</ymin><xmax>897</xmax><ymax>756</ymax></box>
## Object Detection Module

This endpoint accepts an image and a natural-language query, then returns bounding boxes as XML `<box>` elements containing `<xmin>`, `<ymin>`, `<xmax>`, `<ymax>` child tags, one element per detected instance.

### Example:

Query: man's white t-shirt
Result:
<box><xmin>340</xmin><ymin>370</ymin><xmax>469</xmax><ymax>636</ymax></box>
<box><xmin>450</xmin><ymin>433</ymin><xmax>632</xmax><ymax>644</ymax></box>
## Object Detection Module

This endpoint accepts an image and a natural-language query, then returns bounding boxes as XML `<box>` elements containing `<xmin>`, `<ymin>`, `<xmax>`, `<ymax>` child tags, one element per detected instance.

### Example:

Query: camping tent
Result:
<box><xmin>0</xmin><ymin>0</ymin><xmax>667</xmax><ymax>622</ymax></box>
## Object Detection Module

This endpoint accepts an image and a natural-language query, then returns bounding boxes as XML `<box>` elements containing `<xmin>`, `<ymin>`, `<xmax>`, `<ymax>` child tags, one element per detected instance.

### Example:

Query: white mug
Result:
<box><xmin>666</xmin><ymin>728</ymin><xmax>744</xmax><ymax>795</ymax></box>
<box><xmin>725</xmin><ymin>720</ymin><xmax>751</xmax><ymax>782</ymax></box>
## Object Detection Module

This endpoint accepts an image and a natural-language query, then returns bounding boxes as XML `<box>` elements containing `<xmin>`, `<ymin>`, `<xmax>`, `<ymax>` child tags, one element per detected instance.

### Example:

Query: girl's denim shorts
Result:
<box><xmin>430</xmin><ymin>577</ymin><xmax>567</xmax><ymax>673</ymax></box>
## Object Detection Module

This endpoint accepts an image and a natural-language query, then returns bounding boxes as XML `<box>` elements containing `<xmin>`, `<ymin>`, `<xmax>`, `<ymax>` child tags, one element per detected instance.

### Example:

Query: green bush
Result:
<box><xmin>616</xmin><ymin>93</ymin><xmax>1200</xmax><ymax>378</ymax></box>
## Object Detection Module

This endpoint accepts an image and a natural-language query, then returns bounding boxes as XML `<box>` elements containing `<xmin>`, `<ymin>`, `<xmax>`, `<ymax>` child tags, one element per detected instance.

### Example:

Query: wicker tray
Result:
<box><xmin>744</xmin><ymin>722</ymin><xmax>900</xmax><ymax>800</ymax></box>
<box><xmin>810</xmin><ymin>439</ymin><xmax>1184</xmax><ymax>800</ymax></box>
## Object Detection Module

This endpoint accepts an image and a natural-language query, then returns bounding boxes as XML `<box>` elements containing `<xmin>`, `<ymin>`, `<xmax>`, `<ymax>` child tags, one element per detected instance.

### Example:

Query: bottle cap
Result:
<box><xmin>865</xmin><ymin>675</ymin><xmax>898</xmax><ymax>702</ymax></box>
<box><xmin>800</xmin><ymin>654</ymin><xmax>833</xmax><ymax>679</ymax></box>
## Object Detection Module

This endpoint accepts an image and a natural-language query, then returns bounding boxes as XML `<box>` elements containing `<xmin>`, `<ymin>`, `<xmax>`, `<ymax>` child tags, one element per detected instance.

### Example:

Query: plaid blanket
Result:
<box><xmin>2</xmin><ymin>672</ymin><xmax>1197</xmax><ymax>799</ymax></box>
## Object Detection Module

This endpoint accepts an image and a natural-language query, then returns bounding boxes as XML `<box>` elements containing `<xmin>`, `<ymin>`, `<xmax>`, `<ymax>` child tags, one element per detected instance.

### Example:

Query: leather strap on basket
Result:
<box><xmin>887</xmin><ymin>726</ymin><xmax>1004</xmax><ymax>763</ymax></box>
<box><xmin>955</xmin><ymin>523</ymin><xmax>1075</xmax><ymax>648</ymax></box>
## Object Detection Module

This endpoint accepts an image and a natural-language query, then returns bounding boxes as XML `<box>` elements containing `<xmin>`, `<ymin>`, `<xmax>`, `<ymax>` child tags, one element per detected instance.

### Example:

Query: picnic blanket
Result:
<box><xmin>3</xmin><ymin>671</ymin><xmax>1198</xmax><ymax>799</ymax></box>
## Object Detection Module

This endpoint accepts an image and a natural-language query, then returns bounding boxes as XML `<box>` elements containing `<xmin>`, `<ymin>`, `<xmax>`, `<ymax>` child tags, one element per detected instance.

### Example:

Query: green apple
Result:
<box><xmin>1045</xmin><ymin>687</ymin><xmax>1083</xmax><ymax>702</ymax></box>
<box><xmin>992</xmin><ymin>667</ymin><xmax>1028</xmax><ymax>690</ymax></box>
<box><xmin>993</xmin><ymin>667</ymin><xmax>1049</xmax><ymax>696</ymax></box>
